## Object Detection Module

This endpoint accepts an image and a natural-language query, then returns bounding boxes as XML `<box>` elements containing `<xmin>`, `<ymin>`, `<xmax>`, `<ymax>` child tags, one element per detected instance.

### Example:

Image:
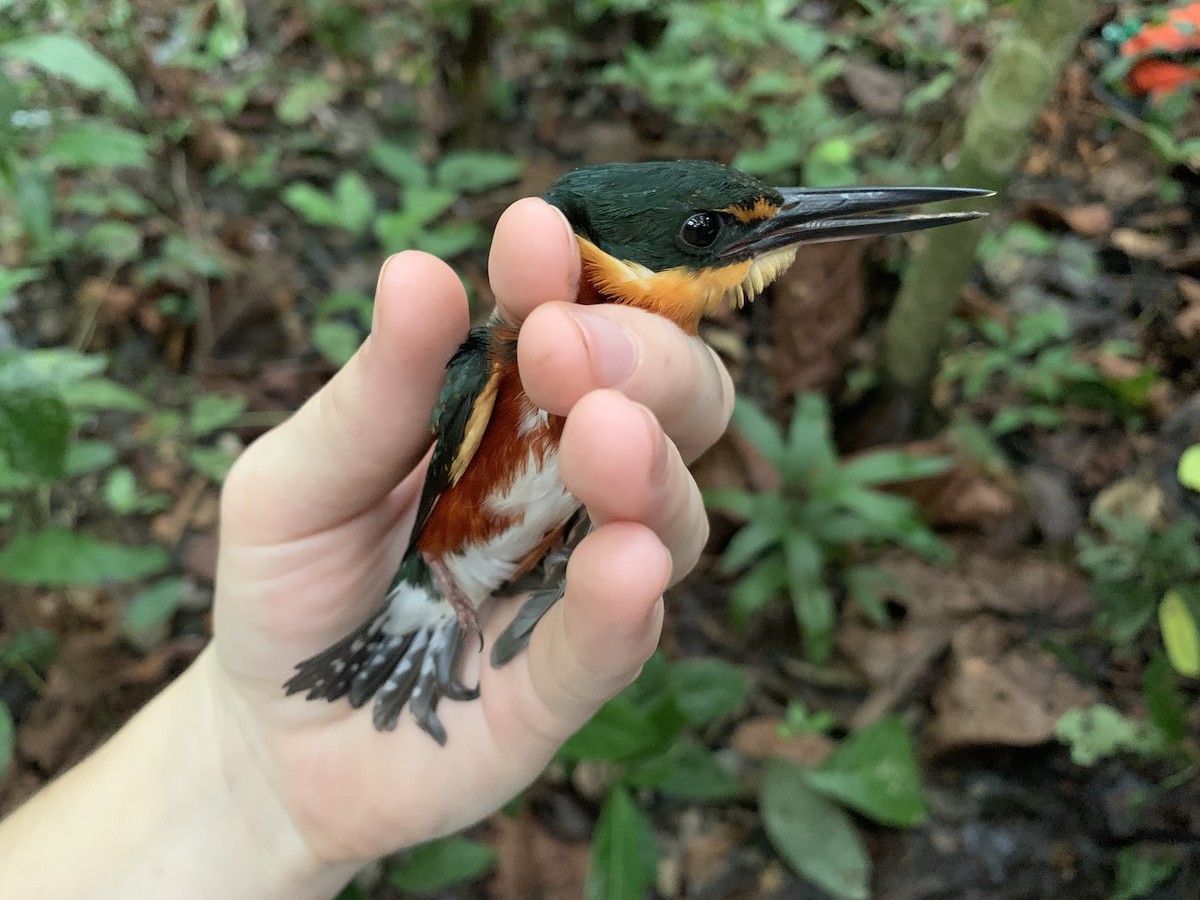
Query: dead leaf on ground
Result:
<box><xmin>877</xmin><ymin>440</ymin><xmax>1016</xmax><ymax>529</ymax></box>
<box><xmin>731</xmin><ymin>716</ymin><xmax>834</xmax><ymax>766</ymax></box>
<box><xmin>490</xmin><ymin>807</ymin><xmax>590</xmax><ymax>900</ymax></box>
<box><xmin>1062</xmin><ymin>202</ymin><xmax>1114</xmax><ymax>237</ymax></box>
<box><xmin>842</xmin><ymin>61</ymin><xmax>907</xmax><ymax>115</ymax></box>
<box><xmin>1112</xmin><ymin>228</ymin><xmax>1173</xmax><ymax>260</ymax></box>
<box><xmin>929</xmin><ymin>617</ymin><xmax>1097</xmax><ymax>754</ymax></box>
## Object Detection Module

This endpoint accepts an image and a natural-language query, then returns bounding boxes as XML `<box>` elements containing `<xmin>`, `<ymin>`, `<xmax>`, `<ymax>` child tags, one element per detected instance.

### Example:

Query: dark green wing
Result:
<box><xmin>404</xmin><ymin>326</ymin><xmax>497</xmax><ymax>555</ymax></box>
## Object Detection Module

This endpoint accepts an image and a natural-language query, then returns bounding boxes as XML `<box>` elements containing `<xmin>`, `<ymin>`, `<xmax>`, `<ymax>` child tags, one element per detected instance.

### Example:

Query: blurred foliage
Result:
<box><xmin>706</xmin><ymin>394</ymin><xmax>951</xmax><ymax>663</ymax></box>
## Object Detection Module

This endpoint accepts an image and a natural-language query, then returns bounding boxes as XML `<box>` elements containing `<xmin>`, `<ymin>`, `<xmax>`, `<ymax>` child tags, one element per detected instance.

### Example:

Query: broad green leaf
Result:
<box><xmin>369</xmin><ymin>142</ymin><xmax>430</xmax><ymax>186</ymax></box>
<box><xmin>839</xmin><ymin>451</ymin><xmax>953</xmax><ymax>487</ymax></box>
<box><xmin>64</xmin><ymin>440</ymin><xmax>117</xmax><ymax>475</ymax></box>
<box><xmin>333</xmin><ymin>172</ymin><xmax>375</xmax><ymax>235</ymax></box>
<box><xmin>730</xmin><ymin>396</ymin><xmax>785</xmax><ymax>471</ymax></box>
<box><xmin>402</xmin><ymin>186</ymin><xmax>458</xmax><ymax>227</ymax></box>
<box><xmin>435</xmin><ymin>151</ymin><xmax>521</xmax><ymax>193</ymax></box>
<box><xmin>627</xmin><ymin>740</ymin><xmax>740</xmax><ymax>801</ymax></box>
<box><xmin>731</xmin><ymin>553</ymin><xmax>787</xmax><ymax>626</ymax></box>
<box><xmin>188</xmin><ymin>446</ymin><xmax>237</xmax><ymax>482</ymax></box>
<box><xmin>1112</xmin><ymin>846</ymin><xmax>1181</xmax><ymax>900</ymax></box>
<box><xmin>1143</xmin><ymin>652</ymin><xmax>1187</xmax><ymax>742</ymax></box>
<box><xmin>104</xmin><ymin>467</ymin><xmax>139</xmax><ymax>513</ymax></box>
<box><xmin>784</xmin><ymin>393</ymin><xmax>836</xmax><ymax>481</ymax></box>
<box><xmin>0</xmin><ymin>349</ymin><xmax>105</xmax><ymax>389</ymax></box>
<box><xmin>276</xmin><ymin>75</ymin><xmax>337</xmax><ymax>124</ymax></box>
<box><xmin>1158</xmin><ymin>590</ymin><xmax>1200</xmax><ymax>677</ymax></box>
<box><xmin>61</xmin><ymin>377</ymin><xmax>145</xmax><ymax>412</ymax></box>
<box><xmin>83</xmin><ymin>221</ymin><xmax>143</xmax><ymax>265</ymax></box>
<box><xmin>45</xmin><ymin>122</ymin><xmax>150</xmax><ymax>169</ymax></box>
<box><xmin>316</xmin><ymin>291</ymin><xmax>373</xmax><ymax>329</ymax></box>
<box><xmin>762</xmin><ymin>760</ymin><xmax>870</xmax><ymax>900</ymax></box>
<box><xmin>718</xmin><ymin>519</ymin><xmax>780</xmax><ymax>574</ymax></box>
<box><xmin>0</xmin><ymin>702</ymin><xmax>12</xmax><ymax>781</ymax></box>
<box><xmin>585</xmin><ymin>788</ymin><xmax>657</xmax><ymax>900</ymax></box>
<box><xmin>414</xmin><ymin>222</ymin><xmax>483</xmax><ymax>259</ymax></box>
<box><xmin>559</xmin><ymin>696</ymin><xmax>665</xmax><ymax>762</ymax></box>
<box><xmin>124</xmin><ymin>577</ymin><xmax>188</xmax><ymax>637</ymax></box>
<box><xmin>804</xmin><ymin>716</ymin><xmax>926</xmax><ymax>827</ymax></box>
<box><xmin>0</xmin><ymin>386</ymin><xmax>69</xmax><ymax>480</ymax></box>
<box><xmin>283</xmin><ymin>183</ymin><xmax>341</xmax><ymax>228</ymax></box>
<box><xmin>1</xmin><ymin>34</ymin><xmax>138</xmax><ymax>108</ymax></box>
<box><xmin>667</xmin><ymin>657</ymin><xmax>748</xmax><ymax>726</ymax></box>
<box><xmin>1054</xmin><ymin>705</ymin><xmax>1164</xmax><ymax>766</ymax></box>
<box><xmin>189</xmin><ymin>393</ymin><xmax>246</xmax><ymax>436</ymax></box>
<box><xmin>0</xmin><ymin>627</ymin><xmax>57</xmax><ymax>669</ymax></box>
<box><xmin>843</xmin><ymin>565</ymin><xmax>890</xmax><ymax>625</ymax></box>
<box><xmin>702</xmin><ymin>487</ymin><xmax>757</xmax><ymax>520</ymax></box>
<box><xmin>388</xmin><ymin>835</ymin><xmax>496</xmax><ymax>893</ymax></box>
<box><xmin>312</xmin><ymin>321</ymin><xmax>362</xmax><ymax>367</ymax></box>
<box><xmin>0</xmin><ymin>528</ymin><xmax>168</xmax><ymax>586</ymax></box>
<box><xmin>0</xmin><ymin>267</ymin><xmax>39</xmax><ymax>299</ymax></box>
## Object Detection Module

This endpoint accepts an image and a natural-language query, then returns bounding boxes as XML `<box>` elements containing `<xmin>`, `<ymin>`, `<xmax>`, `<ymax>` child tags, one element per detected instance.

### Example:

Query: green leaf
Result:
<box><xmin>276</xmin><ymin>75</ymin><xmax>337</xmax><ymax>124</ymax></box>
<box><xmin>124</xmin><ymin>577</ymin><xmax>187</xmax><ymax>637</ymax></box>
<box><xmin>731</xmin><ymin>396</ymin><xmax>785</xmax><ymax>471</ymax></box>
<box><xmin>1158</xmin><ymin>589</ymin><xmax>1200</xmax><ymax>677</ymax></box>
<box><xmin>804</xmin><ymin>716</ymin><xmax>926</xmax><ymax>827</ymax></box>
<box><xmin>189</xmin><ymin>393</ymin><xmax>246</xmax><ymax>436</ymax></box>
<box><xmin>731</xmin><ymin>553</ymin><xmax>787</xmax><ymax>626</ymax></box>
<box><xmin>388</xmin><ymin>835</ymin><xmax>496</xmax><ymax>893</ymax></box>
<box><xmin>1112</xmin><ymin>846</ymin><xmax>1180</xmax><ymax>900</ymax></box>
<box><xmin>369</xmin><ymin>142</ymin><xmax>430</xmax><ymax>186</ymax></box>
<box><xmin>762</xmin><ymin>759</ymin><xmax>870</xmax><ymax>900</ymax></box>
<box><xmin>1054</xmin><ymin>705</ymin><xmax>1164</xmax><ymax>766</ymax></box>
<box><xmin>667</xmin><ymin>657</ymin><xmax>748</xmax><ymax>726</ymax></box>
<box><xmin>1143</xmin><ymin>652</ymin><xmax>1187</xmax><ymax>742</ymax></box>
<box><xmin>1</xmin><ymin>34</ymin><xmax>138</xmax><ymax>108</ymax></box>
<box><xmin>839</xmin><ymin>452</ymin><xmax>953</xmax><ymax>487</ymax></box>
<box><xmin>82</xmin><ymin>220</ymin><xmax>144</xmax><ymax>265</ymax></box>
<box><xmin>0</xmin><ymin>627</ymin><xmax>58</xmax><ymax>669</ymax></box>
<box><xmin>559</xmin><ymin>696</ymin><xmax>667</xmax><ymax>762</ymax></box>
<box><xmin>44</xmin><ymin>122</ymin><xmax>151</xmax><ymax>169</ymax></box>
<box><xmin>414</xmin><ymin>222</ymin><xmax>483</xmax><ymax>259</ymax></box>
<box><xmin>0</xmin><ymin>267</ymin><xmax>39</xmax><ymax>299</ymax></box>
<box><xmin>312</xmin><ymin>321</ymin><xmax>363</xmax><ymax>367</ymax></box>
<box><xmin>0</xmin><ymin>386</ymin><xmax>70</xmax><ymax>480</ymax></box>
<box><xmin>435</xmin><ymin>152</ymin><xmax>521</xmax><ymax>193</ymax></box>
<box><xmin>719</xmin><ymin>519</ymin><xmax>781</xmax><ymax>573</ymax></box>
<box><xmin>64</xmin><ymin>440</ymin><xmax>117</xmax><ymax>476</ymax></box>
<box><xmin>702</xmin><ymin>487</ymin><xmax>758</xmax><ymax>520</ymax></box>
<box><xmin>61</xmin><ymin>377</ymin><xmax>146</xmax><ymax>412</ymax></box>
<box><xmin>585</xmin><ymin>787</ymin><xmax>657</xmax><ymax>900</ymax></box>
<box><xmin>188</xmin><ymin>446</ymin><xmax>237</xmax><ymax>482</ymax></box>
<box><xmin>0</xmin><ymin>702</ymin><xmax>12</xmax><ymax>782</ymax></box>
<box><xmin>333</xmin><ymin>172</ymin><xmax>375</xmax><ymax>235</ymax></box>
<box><xmin>0</xmin><ymin>528</ymin><xmax>168</xmax><ymax>586</ymax></box>
<box><xmin>283</xmin><ymin>183</ymin><xmax>341</xmax><ymax>228</ymax></box>
<box><xmin>784</xmin><ymin>393</ymin><xmax>837</xmax><ymax>482</ymax></box>
<box><xmin>627</xmin><ymin>740</ymin><xmax>740</xmax><ymax>801</ymax></box>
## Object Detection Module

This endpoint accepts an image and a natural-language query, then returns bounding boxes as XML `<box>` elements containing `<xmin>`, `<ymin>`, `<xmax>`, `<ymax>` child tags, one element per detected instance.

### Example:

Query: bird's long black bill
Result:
<box><xmin>719</xmin><ymin>185</ymin><xmax>993</xmax><ymax>257</ymax></box>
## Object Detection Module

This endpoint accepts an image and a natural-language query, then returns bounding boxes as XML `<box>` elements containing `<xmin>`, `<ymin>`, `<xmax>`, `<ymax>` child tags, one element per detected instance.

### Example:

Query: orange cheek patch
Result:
<box><xmin>576</xmin><ymin>238</ymin><xmax>751</xmax><ymax>333</ymax></box>
<box><xmin>721</xmin><ymin>197</ymin><xmax>780</xmax><ymax>224</ymax></box>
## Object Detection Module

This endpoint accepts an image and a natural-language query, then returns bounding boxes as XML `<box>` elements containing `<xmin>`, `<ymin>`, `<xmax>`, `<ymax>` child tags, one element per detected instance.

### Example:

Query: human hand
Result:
<box><xmin>201</xmin><ymin>197</ymin><xmax>735</xmax><ymax>873</ymax></box>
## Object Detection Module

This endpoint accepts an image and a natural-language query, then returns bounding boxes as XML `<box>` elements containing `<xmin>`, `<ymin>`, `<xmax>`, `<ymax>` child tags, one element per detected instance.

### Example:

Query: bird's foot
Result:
<box><xmin>371</xmin><ymin>616</ymin><xmax>479</xmax><ymax>744</ymax></box>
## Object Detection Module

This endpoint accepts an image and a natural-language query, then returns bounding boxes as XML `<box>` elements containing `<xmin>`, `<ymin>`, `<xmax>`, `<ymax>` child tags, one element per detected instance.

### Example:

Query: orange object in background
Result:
<box><xmin>1121</xmin><ymin>2</ymin><xmax>1200</xmax><ymax>98</ymax></box>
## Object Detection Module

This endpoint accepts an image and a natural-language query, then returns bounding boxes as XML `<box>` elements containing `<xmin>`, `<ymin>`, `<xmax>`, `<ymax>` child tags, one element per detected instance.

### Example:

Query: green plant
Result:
<box><xmin>559</xmin><ymin>652</ymin><xmax>748</xmax><ymax>898</ymax></box>
<box><xmin>706</xmin><ymin>394</ymin><xmax>950</xmax><ymax>663</ymax></box>
<box><xmin>1077</xmin><ymin>511</ymin><xmax>1200</xmax><ymax>648</ymax></box>
<box><xmin>763</xmin><ymin>716</ymin><xmax>926</xmax><ymax>900</ymax></box>
<box><xmin>937</xmin><ymin>307</ymin><xmax>1155</xmax><ymax>434</ymax></box>
<box><xmin>0</xmin><ymin>626</ymin><xmax>58</xmax><ymax>781</ymax></box>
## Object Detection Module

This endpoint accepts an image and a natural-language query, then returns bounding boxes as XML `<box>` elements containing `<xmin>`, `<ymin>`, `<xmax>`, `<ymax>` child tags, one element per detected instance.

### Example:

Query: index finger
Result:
<box><xmin>488</xmin><ymin>197</ymin><xmax>581</xmax><ymax>324</ymax></box>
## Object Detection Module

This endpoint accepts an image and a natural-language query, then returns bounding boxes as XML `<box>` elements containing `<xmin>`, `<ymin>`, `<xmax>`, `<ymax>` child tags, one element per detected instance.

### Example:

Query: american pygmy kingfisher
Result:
<box><xmin>284</xmin><ymin>160</ymin><xmax>988</xmax><ymax>744</ymax></box>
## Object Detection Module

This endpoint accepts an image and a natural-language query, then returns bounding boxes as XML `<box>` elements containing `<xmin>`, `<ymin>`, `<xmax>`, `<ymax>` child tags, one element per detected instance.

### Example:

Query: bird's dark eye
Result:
<box><xmin>679</xmin><ymin>212</ymin><xmax>721</xmax><ymax>249</ymax></box>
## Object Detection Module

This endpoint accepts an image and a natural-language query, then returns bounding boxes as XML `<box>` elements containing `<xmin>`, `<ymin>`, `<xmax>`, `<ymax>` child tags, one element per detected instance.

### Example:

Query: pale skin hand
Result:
<box><xmin>0</xmin><ymin>199</ymin><xmax>735</xmax><ymax>899</ymax></box>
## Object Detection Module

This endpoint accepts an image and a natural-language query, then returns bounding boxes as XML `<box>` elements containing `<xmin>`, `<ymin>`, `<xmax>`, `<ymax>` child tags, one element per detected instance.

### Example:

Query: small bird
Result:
<box><xmin>284</xmin><ymin>160</ymin><xmax>988</xmax><ymax>743</ymax></box>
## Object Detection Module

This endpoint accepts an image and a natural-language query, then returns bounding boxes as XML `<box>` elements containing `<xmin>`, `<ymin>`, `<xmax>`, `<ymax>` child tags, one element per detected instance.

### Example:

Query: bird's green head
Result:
<box><xmin>544</xmin><ymin>160</ymin><xmax>988</xmax><ymax>332</ymax></box>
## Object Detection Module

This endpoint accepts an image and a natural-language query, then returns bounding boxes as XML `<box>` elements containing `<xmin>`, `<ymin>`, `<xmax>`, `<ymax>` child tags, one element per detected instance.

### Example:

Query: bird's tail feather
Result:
<box><xmin>283</xmin><ymin>607</ymin><xmax>414</xmax><ymax>708</ymax></box>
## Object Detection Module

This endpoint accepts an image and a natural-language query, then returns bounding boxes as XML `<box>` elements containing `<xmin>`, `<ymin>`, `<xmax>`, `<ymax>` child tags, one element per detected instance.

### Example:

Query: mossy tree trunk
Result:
<box><xmin>881</xmin><ymin>0</ymin><xmax>1095</xmax><ymax>400</ymax></box>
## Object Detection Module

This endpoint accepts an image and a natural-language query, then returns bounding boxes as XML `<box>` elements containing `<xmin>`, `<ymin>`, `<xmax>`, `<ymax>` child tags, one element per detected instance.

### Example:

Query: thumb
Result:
<box><xmin>222</xmin><ymin>252</ymin><xmax>469</xmax><ymax>543</ymax></box>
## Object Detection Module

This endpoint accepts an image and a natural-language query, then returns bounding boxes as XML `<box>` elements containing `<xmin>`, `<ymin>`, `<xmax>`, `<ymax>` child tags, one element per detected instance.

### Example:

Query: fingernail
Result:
<box><xmin>569</xmin><ymin>307</ymin><xmax>638</xmax><ymax>387</ymax></box>
<box><xmin>372</xmin><ymin>254</ymin><xmax>398</xmax><ymax>332</ymax></box>
<box><xmin>641</xmin><ymin>406</ymin><xmax>670</xmax><ymax>485</ymax></box>
<box><xmin>551</xmin><ymin>205</ymin><xmax>581</xmax><ymax>296</ymax></box>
